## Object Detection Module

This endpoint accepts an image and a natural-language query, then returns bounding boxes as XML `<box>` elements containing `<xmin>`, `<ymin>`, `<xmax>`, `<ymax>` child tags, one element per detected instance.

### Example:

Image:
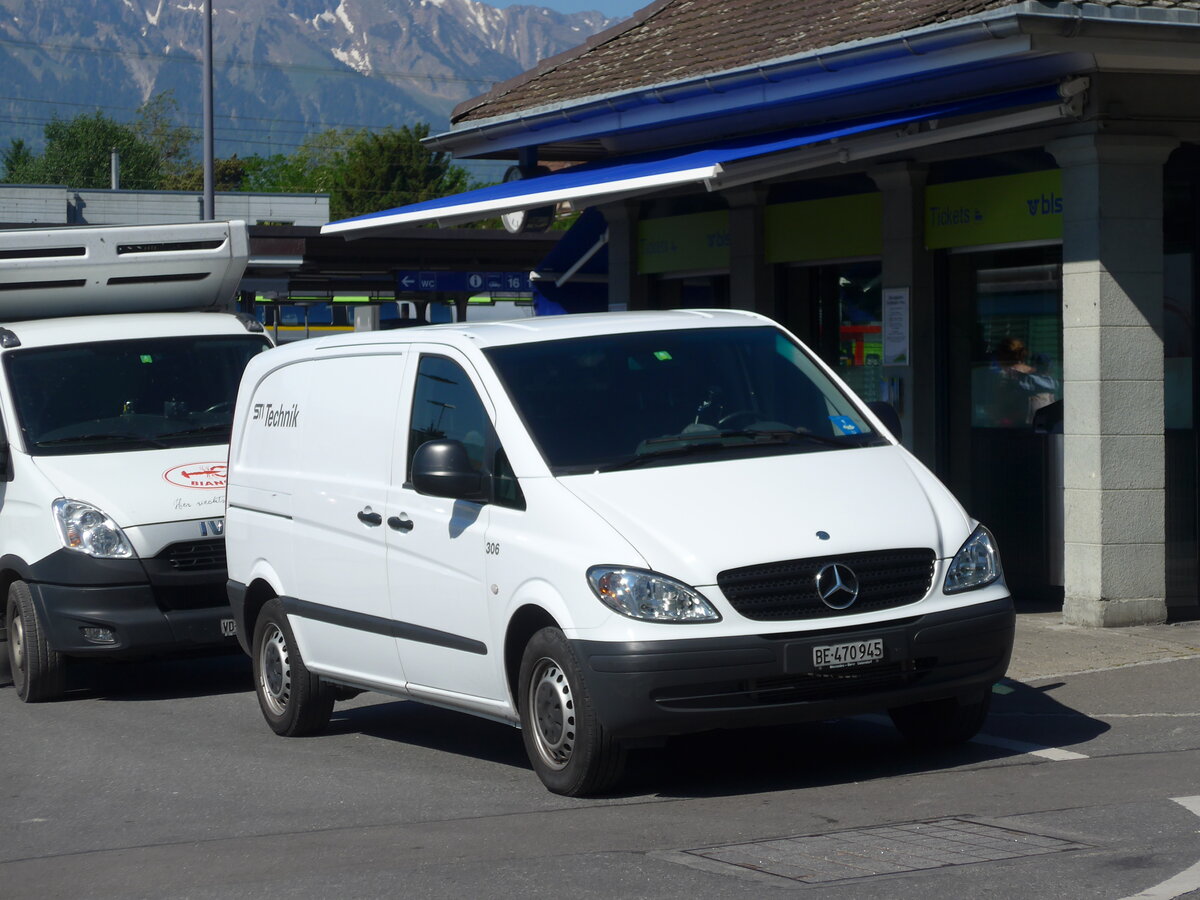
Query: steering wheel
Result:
<box><xmin>202</xmin><ymin>401</ymin><xmax>232</xmax><ymax>416</ymax></box>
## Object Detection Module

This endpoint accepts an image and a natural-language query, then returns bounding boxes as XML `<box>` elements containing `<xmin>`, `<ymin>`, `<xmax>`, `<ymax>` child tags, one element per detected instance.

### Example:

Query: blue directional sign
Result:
<box><xmin>395</xmin><ymin>270</ymin><xmax>531</xmax><ymax>293</ymax></box>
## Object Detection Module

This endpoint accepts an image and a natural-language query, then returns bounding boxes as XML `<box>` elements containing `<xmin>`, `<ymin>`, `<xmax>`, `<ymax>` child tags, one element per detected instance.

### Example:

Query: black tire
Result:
<box><xmin>6</xmin><ymin>580</ymin><xmax>66</xmax><ymax>703</ymax></box>
<box><xmin>251</xmin><ymin>598</ymin><xmax>333</xmax><ymax>737</ymax></box>
<box><xmin>518</xmin><ymin>626</ymin><xmax>626</xmax><ymax>796</ymax></box>
<box><xmin>889</xmin><ymin>688</ymin><xmax>992</xmax><ymax>748</ymax></box>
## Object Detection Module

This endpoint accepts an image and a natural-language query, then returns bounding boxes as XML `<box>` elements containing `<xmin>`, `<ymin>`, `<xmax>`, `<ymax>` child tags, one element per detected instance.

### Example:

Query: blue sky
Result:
<box><xmin>491</xmin><ymin>0</ymin><xmax>646</xmax><ymax>18</ymax></box>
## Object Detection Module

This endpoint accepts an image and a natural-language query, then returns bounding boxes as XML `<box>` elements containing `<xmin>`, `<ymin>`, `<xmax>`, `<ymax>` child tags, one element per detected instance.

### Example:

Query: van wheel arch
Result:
<box><xmin>242</xmin><ymin>579</ymin><xmax>278</xmax><ymax>645</ymax></box>
<box><xmin>0</xmin><ymin>569</ymin><xmax>20</xmax><ymax>635</ymax></box>
<box><xmin>504</xmin><ymin>604</ymin><xmax>560</xmax><ymax>704</ymax></box>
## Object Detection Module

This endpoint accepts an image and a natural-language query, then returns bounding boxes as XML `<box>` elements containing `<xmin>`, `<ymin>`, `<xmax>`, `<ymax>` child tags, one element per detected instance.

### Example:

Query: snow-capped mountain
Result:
<box><xmin>0</xmin><ymin>0</ymin><xmax>617</xmax><ymax>157</ymax></box>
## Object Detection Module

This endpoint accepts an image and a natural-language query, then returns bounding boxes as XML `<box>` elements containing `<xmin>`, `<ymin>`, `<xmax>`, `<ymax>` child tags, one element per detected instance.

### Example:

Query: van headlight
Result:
<box><xmin>943</xmin><ymin>525</ymin><xmax>1002</xmax><ymax>594</ymax></box>
<box><xmin>52</xmin><ymin>499</ymin><xmax>135</xmax><ymax>559</ymax></box>
<box><xmin>587</xmin><ymin>567</ymin><xmax>721</xmax><ymax>623</ymax></box>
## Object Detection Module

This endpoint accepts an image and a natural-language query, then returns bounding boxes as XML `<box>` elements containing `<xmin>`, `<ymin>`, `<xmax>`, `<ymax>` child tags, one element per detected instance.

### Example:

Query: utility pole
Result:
<box><xmin>202</xmin><ymin>0</ymin><xmax>215</xmax><ymax>220</ymax></box>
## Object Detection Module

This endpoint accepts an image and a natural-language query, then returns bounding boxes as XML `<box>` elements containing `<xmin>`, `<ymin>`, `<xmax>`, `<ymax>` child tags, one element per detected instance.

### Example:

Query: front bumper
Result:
<box><xmin>24</xmin><ymin>548</ymin><xmax>236</xmax><ymax>657</ymax></box>
<box><xmin>572</xmin><ymin>597</ymin><xmax>1014</xmax><ymax>739</ymax></box>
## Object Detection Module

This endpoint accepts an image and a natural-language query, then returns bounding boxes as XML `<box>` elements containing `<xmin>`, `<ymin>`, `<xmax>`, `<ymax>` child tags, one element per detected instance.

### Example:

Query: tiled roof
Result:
<box><xmin>453</xmin><ymin>0</ymin><xmax>1200</xmax><ymax>124</ymax></box>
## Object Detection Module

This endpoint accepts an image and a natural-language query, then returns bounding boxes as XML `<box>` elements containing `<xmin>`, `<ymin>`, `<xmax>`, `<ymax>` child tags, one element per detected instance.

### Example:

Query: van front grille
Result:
<box><xmin>160</xmin><ymin>539</ymin><xmax>226</xmax><ymax>571</ymax></box>
<box><xmin>718</xmin><ymin>548</ymin><xmax>936</xmax><ymax>621</ymax></box>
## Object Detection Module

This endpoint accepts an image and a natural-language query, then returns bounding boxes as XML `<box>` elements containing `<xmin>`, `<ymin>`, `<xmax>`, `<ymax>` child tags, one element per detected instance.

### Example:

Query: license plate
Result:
<box><xmin>220</xmin><ymin>618</ymin><xmax>238</xmax><ymax>638</ymax></box>
<box><xmin>813</xmin><ymin>638</ymin><xmax>884</xmax><ymax>669</ymax></box>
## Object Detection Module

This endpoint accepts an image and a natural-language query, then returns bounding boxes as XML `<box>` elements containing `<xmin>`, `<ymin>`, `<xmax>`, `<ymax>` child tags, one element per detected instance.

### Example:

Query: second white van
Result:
<box><xmin>225</xmin><ymin>309</ymin><xmax>1013</xmax><ymax>795</ymax></box>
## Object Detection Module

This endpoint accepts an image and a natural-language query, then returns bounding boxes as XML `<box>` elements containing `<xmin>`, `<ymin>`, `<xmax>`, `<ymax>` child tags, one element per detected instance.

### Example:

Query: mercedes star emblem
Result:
<box><xmin>815</xmin><ymin>563</ymin><xmax>860</xmax><ymax>610</ymax></box>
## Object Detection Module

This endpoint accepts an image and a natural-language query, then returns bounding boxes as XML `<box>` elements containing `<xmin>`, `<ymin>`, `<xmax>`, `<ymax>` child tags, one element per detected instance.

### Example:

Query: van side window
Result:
<box><xmin>492</xmin><ymin>447</ymin><xmax>526</xmax><ymax>511</ymax></box>
<box><xmin>0</xmin><ymin>411</ymin><xmax>10</xmax><ymax>482</ymax></box>
<box><xmin>408</xmin><ymin>354</ymin><xmax>490</xmax><ymax>473</ymax></box>
<box><xmin>408</xmin><ymin>355</ymin><xmax>524</xmax><ymax>509</ymax></box>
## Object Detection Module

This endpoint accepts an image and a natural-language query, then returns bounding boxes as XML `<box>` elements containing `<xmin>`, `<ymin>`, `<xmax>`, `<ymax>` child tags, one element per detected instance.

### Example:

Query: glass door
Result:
<box><xmin>780</xmin><ymin>261</ymin><xmax>884</xmax><ymax>402</ymax></box>
<box><xmin>946</xmin><ymin>247</ymin><xmax>1063</xmax><ymax>603</ymax></box>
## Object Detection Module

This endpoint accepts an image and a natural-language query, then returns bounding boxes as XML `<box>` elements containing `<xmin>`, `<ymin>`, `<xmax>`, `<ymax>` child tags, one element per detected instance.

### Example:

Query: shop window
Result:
<box><xmin>781</xmin><ymin>262</ymin><xmax>883</xmax><ymax>403</ymax></box>
<box><xmin>968</xmin><ymin>263</ymin><xmax>1063</xmax><ymax>429</ymax></box>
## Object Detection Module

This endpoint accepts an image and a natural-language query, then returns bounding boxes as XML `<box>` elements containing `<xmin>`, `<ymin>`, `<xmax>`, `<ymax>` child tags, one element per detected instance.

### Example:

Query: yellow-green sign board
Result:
<box><xmin>765</xmin><ymin>193</ymin><xmax>882</xmax><ymax>263</ymax></box>
<box><xmin>925</xmin><ymin>170</ymin><xmax>1062</xmax><ymax>249</ymax></box>
<box><xmin>637</xmin><ymin>211</ymin><xmax>730</xmax><ymax>274</ymax></box>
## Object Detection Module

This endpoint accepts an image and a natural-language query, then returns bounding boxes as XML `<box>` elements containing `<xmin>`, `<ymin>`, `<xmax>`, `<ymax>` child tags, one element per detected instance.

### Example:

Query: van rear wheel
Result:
<box><xmin>252</xmin><ymin>598</ymin><xmax>333</xmax><ymax>736</ymax></box>
<box><xmin>518</xmin><ymin>626</ymin><xmax>625</xmax><ymax>796</ymax></box>
<box><xmin>6</xmin><ymin>580</ymin><xmax>66</xmax><ymax>703</ymax></box>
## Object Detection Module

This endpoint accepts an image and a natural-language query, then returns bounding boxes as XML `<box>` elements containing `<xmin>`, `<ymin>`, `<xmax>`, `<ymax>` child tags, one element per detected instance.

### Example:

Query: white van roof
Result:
<box><xmin>274</xmin><ymin>309</ymin><xmax>773</xmax><ymax>358</ymax></box>
<box><xmin>0</xmin><ymin>220</ymin><xmax>249</xmax><ymax>321</ymax></box>
<box><xmin>0</xmin><ymin>311</ymin><xmax>263</xmax><ymax>351</ymax></box>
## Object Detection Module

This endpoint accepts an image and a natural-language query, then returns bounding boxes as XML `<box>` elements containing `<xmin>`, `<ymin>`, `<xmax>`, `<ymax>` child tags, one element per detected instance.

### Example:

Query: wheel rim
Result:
<box><xmin>258</xmin><ymin>622</ymin><xmax>291</xmax><ymax>717</ymax></box>
<box><xmin>10</xmin><ymin>608</ymin><xmax>25</xmax><ymax>676</ymax></box>
<box><xmin>528</xmin><ymin>656</ymin><xmax>575</xmax><ymax>770</ymax></box>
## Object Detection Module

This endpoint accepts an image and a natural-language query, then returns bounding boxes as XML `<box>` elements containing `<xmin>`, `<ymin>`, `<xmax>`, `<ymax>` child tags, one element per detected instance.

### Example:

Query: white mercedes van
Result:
<box><xmin>0</xmin><ymin>221</ymin><xmax>272</xmax><ymax>701</ymax></box>
<box><xmin>225</xmin><ymin>309</ymin><xmax>1013</xmax><ymax>795</ymax></box>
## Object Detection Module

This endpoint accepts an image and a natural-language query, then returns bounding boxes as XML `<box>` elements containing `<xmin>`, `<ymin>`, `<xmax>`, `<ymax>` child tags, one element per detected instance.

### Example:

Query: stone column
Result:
<box><xmin>725</xmin><ymin>186</ymin><xmax>773</xmax><ymax>314</ymax></box>
<box><xmin>600</xmin><ymin>200</ymin><xmax>644</xmax><ymax>311</ymax></box>
<box><xmin>869</xmin><ymin>162</ymin><xmax>936</xmax><ymax>460</ymax></box>
<box><xmin>1048</xmin><ymin>134</ymin><xmax>1178</xmax><ymax>626</ymax></box>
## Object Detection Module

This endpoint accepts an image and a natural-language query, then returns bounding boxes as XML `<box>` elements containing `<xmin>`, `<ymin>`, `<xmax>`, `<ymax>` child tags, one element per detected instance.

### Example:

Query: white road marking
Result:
<box><xmin>1173</xmin><ymin>796</ymin><xmax>1200</xmax><ymax>818</ymax></box>
<box><xmin>1118</xmin><ymin>797</ymin><xmax>1200</xmax><ymax>900</ymax></box>
<box><xmin>989</xmin><ymin>712</ymin><xmax>1200</xmax><ymax>719</ymax></box>
<box><xmin>967</xmin><ymin>734</ymin><xmax>1089</xmax><ymax>760</ymax></box>
<box><xmin>860</xmin><ymin>714</ymin><xmax>1089</xmax><ymax>760</ymax></box>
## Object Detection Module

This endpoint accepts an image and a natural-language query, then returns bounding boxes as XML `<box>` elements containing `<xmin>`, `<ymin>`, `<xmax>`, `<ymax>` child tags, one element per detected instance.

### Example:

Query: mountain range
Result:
<box><xmin>0</xmin><ymin>0</ymin><xmax>617</xmax><ymax>161</ymax></box>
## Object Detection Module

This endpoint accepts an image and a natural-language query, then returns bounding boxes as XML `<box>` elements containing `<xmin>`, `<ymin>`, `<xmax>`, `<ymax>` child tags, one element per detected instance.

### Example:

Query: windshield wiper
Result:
<box><xmin>593</xmin><ymin>441</ymin><xmax>739</xmax><ymax>472</ymax></box>
<box><xmin>156</xmin><ymin>423</ymin><xmax>230</xmax><ymax>440</ymax></box>
<box><xmin>36</xmin><ymin>433</ymin><xmax>168</xmax><ymax>449</ymax></box>
<box><xmin>641</xmin><ymin>428</ymin><xmax>854</xmax><ymax>448</ymax></box>
<box><xmin>592</xmin><ymin>428</ymin><xmax>867</xmax><ymax>473</ymax></box>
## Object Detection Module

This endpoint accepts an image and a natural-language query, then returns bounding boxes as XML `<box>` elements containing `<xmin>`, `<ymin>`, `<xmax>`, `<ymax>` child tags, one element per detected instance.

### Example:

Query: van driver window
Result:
<box><xmin>408</xmin><ymin>355</ymin><xmax>491</xmax><ymax>477</ymax></box>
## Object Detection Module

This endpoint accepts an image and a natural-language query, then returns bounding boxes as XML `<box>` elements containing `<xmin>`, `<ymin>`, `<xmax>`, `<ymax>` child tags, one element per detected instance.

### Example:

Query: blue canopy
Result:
<box><xmin>323</xmin><ymin>84</ymin><xmax>1066</xmax><ymax>235</ymax></box>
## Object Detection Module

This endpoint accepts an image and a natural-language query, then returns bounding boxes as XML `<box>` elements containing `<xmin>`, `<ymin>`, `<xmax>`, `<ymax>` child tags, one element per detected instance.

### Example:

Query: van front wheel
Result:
<box><xmin>252</xmin><ymin>598</ymin><xmax>333</xmax><ymax>737</ymax></box>
<box><xmin>518</xmin><ymin>627</ymin><xmax>625</xmax><ymax>796</ymax></box>
<box><xmin>6</xmin><ymin>580</ymin><xmax>66</xmax><ymax>702</ymax></box>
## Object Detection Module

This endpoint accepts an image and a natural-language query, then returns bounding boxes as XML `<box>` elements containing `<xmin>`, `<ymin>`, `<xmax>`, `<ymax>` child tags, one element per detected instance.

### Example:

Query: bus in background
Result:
<box><xmin>255</xmin><ymin>294</ymin><xmax>535</xmax><ymax>342</ymax></box>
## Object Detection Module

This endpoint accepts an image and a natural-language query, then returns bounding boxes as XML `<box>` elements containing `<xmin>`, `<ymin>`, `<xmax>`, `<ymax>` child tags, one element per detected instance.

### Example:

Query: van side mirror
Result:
<box><xmin>866</xmin><ymin>401</ymin><xmax>902</xmax><ymax>442</ymax></box>
<box><xmin>411</xmin><ymin>439</ymin><xmax>487</xmax><ymax>501</ymax></box>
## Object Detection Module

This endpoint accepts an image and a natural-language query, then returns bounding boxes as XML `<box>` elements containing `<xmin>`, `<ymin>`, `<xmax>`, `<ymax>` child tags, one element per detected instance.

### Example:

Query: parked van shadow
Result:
<box><xmin>313</xmin><ymin>675</ymin><xmax>1109</xmax><ymax>799</ymax></box>
<box><xmin>329</xmin><ymin>698</ymin><xmax>530</xmax><ymax>769</ymax></box>
<box><xmin>638</xmin><ymin>677</ymin><xmax>1110</xmax><ymax>799</ymax></box>
<box><xmin>68</xmin><ymin>651</ymin><xmax>253</xmax><ymax>702</ymax></box>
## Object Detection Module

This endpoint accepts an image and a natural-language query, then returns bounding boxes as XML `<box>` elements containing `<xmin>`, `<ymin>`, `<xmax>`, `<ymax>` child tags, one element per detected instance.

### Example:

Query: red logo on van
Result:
<box><xmin>164</xmin><ymin>462</ymin><xmax>228</xmax><ymax>490</ymax></box>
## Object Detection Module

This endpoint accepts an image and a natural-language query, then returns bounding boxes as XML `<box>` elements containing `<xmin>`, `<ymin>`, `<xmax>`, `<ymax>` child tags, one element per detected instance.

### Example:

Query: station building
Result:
<box><xmin>323</xmin><ymin>0</ymin><xmax>1200</xmax><ymax>625</ymax></box>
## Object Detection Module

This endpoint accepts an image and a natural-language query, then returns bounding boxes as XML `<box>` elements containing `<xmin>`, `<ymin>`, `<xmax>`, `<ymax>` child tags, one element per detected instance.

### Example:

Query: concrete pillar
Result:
<box><xmin>869</xmin><ymin>162</ymin><xmax>936</xmax><ymax>460</ymax></box>
<box><xmin>600</xmin><ymin>200</ymin><xmax>644</xmax><ymax>311</ymax></box>
<box><xmin>1048</xmin><ymin>134</ymin><xmax>1178</xmax><ymax>627</ymax></box>
<box><xmin>725</xmin><ymin>186</ymin><xmax>773</xmax><ymax>313</ymax></box>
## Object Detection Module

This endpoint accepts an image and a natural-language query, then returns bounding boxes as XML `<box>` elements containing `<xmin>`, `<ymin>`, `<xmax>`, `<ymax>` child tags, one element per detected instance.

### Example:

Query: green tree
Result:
<box><xmin>242</xmin><ymin>128</ymin><xmax>355</xmax><ymax>195</ymax></box>
<box><xmin>160</xmin><ymin>155</ymin><xmax>252</xmax><ymax>192</ymax></box>
<box><xmin>2</xmin><ymin>138</ymin><xmax>35</xmax><ymax>182</ymax></box>
<box><xmin>14</xmin><ymin>111</ymin><xmax>161</xmax><ymax>189</ymax></box>
<box><xmin>134</xmin><ymin>90</ymin><xmax>196</xmax><ymax>182</ymax></box>
<box><xmin>329</xmin><ymin>123</ymin><xmax>471</xmax><ymax>220</ymax></box>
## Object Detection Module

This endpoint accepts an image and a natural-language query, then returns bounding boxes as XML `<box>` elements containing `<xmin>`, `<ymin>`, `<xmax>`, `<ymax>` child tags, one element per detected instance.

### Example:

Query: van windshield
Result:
<box><xmin>6</xmin><ymin>334</ymin><xmax>272</xmax><ymax>456</ymax></box>
<box><xmin>484</xmin><ymin>325</ymin><xmax>887</xmax><ymax>475</ymax></box>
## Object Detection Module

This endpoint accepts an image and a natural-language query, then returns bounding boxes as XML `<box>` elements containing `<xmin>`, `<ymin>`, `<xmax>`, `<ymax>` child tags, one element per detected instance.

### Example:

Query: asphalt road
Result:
<box><xmin>2</xmin><ymin>648</ymin><xmax>1199</xmax><ymax>899</ymax></box>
